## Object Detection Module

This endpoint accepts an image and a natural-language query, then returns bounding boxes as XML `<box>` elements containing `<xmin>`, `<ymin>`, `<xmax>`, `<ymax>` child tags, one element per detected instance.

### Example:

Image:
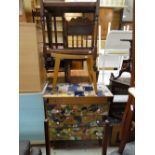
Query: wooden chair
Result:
<box><xmin>40</xmin><ymin>0</ymin><xmax>100</xmax><ymax>93</ymax></box>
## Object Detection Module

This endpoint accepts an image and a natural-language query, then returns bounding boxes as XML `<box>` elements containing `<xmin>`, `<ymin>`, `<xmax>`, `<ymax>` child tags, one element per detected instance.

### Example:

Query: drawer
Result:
<box><xmin>46</xmin><ymin>104</ymin><xmax>109</xmax><ymax>117</ymax></box>
<box><xmin>48</xmin><ymin>115</ymin><xmax>105</xmax><ymax>128</ymax></box>
<box><xmin>49</xmin><ymin>126</ymin><xmax>104</xmax><ymax>140</ymax></box>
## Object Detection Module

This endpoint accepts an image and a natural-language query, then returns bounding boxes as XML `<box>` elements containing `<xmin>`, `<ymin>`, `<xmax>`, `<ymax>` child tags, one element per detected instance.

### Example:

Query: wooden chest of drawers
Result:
<box><xmin>43</xmin><ymin>83</ymin><xmax>113</xmax><ymax>140</ymax></box>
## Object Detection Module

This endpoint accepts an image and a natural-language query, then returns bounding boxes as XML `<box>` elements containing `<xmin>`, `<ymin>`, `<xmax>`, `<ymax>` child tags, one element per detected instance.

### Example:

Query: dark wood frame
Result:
<box><xmin>43</xmin><ymin>85</ymin><xmax>113</xmax><ymax>155</ymax></box>
<box><xmin>118</xmin><ymin>0</ymin><xmax>135</xmax><ymax>153</ymax></box>
<box><xmin>40</xmin><ymin>0</ymin><xmax>100</xmax><ymax>82</ymax></box>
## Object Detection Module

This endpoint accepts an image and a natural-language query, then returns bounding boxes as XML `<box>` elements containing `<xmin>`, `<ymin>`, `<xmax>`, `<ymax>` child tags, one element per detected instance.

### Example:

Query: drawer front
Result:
<box><xmin>47</xmin><ymin>104</ymin><xmax>109</xmax><ymax>117</ymax></box>
<box><xmin>48</xmin><ymin>115</ymin><xmax>104</xmax><ymax>128</ymax></box>
<box><xmin>46</xmin><ymin>103</ymin><xmax>109</xmax><ymax>140</ymax></box>
<box><xmin>49</xmin><ymin>127</ymin><xmax>104</xmax><ymax>140</ymax></box>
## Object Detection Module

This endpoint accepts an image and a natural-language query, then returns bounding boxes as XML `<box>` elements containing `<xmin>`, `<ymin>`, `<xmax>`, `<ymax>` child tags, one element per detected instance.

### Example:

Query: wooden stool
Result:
<box><xmin>52</xmin><ymin>53</ymin><xmax>97</xmax><ymax>93</ymax></box>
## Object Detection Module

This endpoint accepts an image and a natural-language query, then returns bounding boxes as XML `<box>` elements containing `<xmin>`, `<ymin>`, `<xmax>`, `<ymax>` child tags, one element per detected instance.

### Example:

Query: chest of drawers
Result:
<box><xmin>43</xmin><ymin>83</ymin><xmax>113</xmax><ymax>140</ymax></box>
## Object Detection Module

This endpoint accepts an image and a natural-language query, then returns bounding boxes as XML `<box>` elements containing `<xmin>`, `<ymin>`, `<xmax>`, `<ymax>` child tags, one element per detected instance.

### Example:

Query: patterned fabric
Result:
<box><xmin>49</xmin><ymin>127</ymin><xmax>104</xmax><ymax>140</ymax></box>
<box><xmin>47</xmin><ymin>103</ymin><xmax>108</xmax><ymax>140</ymax></box>
<box><xmin>47</xmin><ymin>104</ymin><xmax>108</xmax><ymax>128</ymax></box>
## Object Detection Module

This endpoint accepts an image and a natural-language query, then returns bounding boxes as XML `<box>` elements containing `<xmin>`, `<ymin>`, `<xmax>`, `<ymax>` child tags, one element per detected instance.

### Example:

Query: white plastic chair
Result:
<box><xmin>97</xmin><ymin>25</ymin><xmax>132</xmax><ymax>85</ymax></box>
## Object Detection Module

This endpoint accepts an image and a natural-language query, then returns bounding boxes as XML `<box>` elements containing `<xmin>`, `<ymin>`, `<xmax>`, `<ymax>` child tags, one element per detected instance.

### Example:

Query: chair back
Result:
<box><xmin>64</xmin><ymin>16</ymin><xmax>95</xmax><ymax>49</ymax></box>
<box><xmin>40</xmin><ymin>0</ymin><xmax>100</xmax><ymax>58</ymax></box>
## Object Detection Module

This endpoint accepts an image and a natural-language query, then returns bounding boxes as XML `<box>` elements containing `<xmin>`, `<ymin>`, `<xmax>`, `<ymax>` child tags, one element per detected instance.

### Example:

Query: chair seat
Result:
<box><xmin>48</xmin><ymin>48</ymin><xmax>93</xmax><ymax>55</ymax></box>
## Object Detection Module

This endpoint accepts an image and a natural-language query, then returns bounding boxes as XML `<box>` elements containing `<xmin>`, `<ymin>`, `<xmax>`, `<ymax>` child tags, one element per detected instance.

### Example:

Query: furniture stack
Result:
<box><xmin>43</xmin><ymin>83</ymin><xmax>113</xmax><ymax>155</ymax></box>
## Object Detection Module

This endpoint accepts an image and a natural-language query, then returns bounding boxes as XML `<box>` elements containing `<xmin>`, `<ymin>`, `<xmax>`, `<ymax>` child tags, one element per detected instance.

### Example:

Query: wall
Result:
<box><xmin>19</xmin><ymin>92</ymin><xmax>45</xmax><ymax>142</ymax></box>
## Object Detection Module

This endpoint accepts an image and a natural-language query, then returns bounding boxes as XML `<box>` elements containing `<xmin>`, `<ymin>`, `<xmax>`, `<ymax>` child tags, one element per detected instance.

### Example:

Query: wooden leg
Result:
<box><xmin>102</xmin><ymin>120</ymin><xmax>109</xmax><ymax>155</ymax></box>
<box><xmin>64</xmin><ymin>60</ymin><xmax>71</xmax><ymax>83</ymax></box>
<box><xmin>44</xmin><ymin>119</ymin><xmax>51</xmax><ymax>155</ymax></box>
<box><xmin>118</xmin><ymin>96</ymin><xmax>134</xmax><ymax>153</ymax></box>
<box><xmin>89</xmin><ymin>57</ymin><xmax>97</xmax><ymax>94</ymax></box>
<box><xmin>52</xmin><ymin>56</ymin><xmax>60</xmax><ymax>92</ymax></box>
<box><xmin>111</xmin><ymin>124</ymin><xmax>121</xmax><ymax>146</ymax></box>
<box><xmin>86</xmin><ymin>59</ymin><xmax>93</xmax><ymax>83</ymax></box>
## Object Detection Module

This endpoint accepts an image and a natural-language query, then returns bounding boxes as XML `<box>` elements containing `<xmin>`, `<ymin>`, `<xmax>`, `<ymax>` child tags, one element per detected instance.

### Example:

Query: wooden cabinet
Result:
<box><xmin>43</xmin><ymin>83</ymin><xmax>113</xmax><ymax>140</ymax></box>
<box><xmin>19</xmin><ymin>23</ymin><xmax>46</xmax><ymax>92</ymax></box>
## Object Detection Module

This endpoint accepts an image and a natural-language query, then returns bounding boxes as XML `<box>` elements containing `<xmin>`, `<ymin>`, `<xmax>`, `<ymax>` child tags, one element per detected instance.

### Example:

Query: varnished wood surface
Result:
<box><xmin>45</xmin><ymin>96</ymin><xmax>110</xmax><ymax>105</ymax></box>
<box><xmin>19</xmin><ymin>23</ymin><xmax>46</xmax><ymax>92</ymax></box>
<box><xmin>44</xmin><ymin>1</ymin><xmax>96</xmax><ymax>9</ymax></box>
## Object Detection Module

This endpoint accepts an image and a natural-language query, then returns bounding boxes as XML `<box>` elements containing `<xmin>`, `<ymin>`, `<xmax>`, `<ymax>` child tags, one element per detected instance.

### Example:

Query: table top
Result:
<box><xmin>43</xmin><ymin>83</ymin><xmax>113</xmax><ymax>104</ymax></box>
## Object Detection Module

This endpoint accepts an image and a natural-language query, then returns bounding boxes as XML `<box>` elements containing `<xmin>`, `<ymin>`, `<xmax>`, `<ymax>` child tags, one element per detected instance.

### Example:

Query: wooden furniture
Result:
<box><xmin>40</xmin><ymin>0</ymin><xmax>100</xmax><ymax>93</ymax></box>
<box><xmin>108</xmin><ymin>74</ymin><xmax>130</xmax><ymax>146</ymax></box>
<box><xmin>19</xmin><ymin>23</ymin><xmax>46</xmax><ymax>92</ymax></box>
<box><xmin>118</xmin><ymin>87</ymin><xmax>135</xmax><ymax>153</ymax></box>
<box><xmin>99</xmin><ymin>7</ymin><xmax>124</xmax><ymax>40</ymax></box>
<box><xmin>109</xmin><ymin>74</ymin><xmax>130</xmax><ymax>119</ymax></box>
<box><xmin>43</xmin><ymin>83</ymin><xmax>113</xmax><ymax>155</ymax></box>
<box><xmin>119</xmin><ymin>0</ymin><xmax>135</xmax><ymax>152</ymax></box>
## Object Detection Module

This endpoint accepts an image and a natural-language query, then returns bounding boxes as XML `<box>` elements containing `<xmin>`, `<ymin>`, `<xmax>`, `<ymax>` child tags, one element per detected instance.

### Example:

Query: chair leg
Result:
<box><xmin>52</xmin><ymin>56</ymin><xmax>61</xmax><ymax>92</ymax></box>
<box><xmin>88</xmin><ymin>57</ymin><xmax>97</xmax><ymax>94</ymax></box>
<box><xmin>44</xmin><ymin>119</ymin><xmax>51</xmax><ymax>155</ymax></box>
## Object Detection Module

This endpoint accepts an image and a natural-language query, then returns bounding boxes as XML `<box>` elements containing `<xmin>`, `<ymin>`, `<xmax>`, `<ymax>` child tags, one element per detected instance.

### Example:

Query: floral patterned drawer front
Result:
<box><xmin>47</xmin><ymin>104</ymin><xmax>108</xmax><ymax>128</ymax></box>
<box><xmin>47</xmin><ymin>104</ymin><xmax>109</xmax><ymax>117</ymax></box>
<box><xmin>44</xmin><ymin>83</ymin><xmax>113</xmax><ymax>140</ymax></box>
<box><xmin>49</xmin><ymin>127</ymin><xmax>104</xmax><ymax>140</ymax></box>
<box><xmin>48</xmin><ymin>115</ymin><xmax>105</xmax><ymax>128</ymax></box>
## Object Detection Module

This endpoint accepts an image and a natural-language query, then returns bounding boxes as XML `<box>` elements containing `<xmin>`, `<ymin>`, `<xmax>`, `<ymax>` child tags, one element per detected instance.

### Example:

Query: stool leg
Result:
<box><xmin>52</xmin><ymin>56</ymin><xmax>60</xmax><ymax>92</ymax></box>
<box><xmin>44</xmin><ymin>119</ymin><xmax>51</xmax><ymax>155</ymax></box>
<box><xmin>89</xmin><ymin>57</ymin><xmax>97</xmax><ymax>93</ymax></box>
<box><xmin>64</xmin><ymin>60</ymin><xmax>71</xmax><ymax>83</ymax></box>
<box><xmin>86</xmin><ymin>59</ymin><xmax>93</xmax><ymax>83</ymax></box>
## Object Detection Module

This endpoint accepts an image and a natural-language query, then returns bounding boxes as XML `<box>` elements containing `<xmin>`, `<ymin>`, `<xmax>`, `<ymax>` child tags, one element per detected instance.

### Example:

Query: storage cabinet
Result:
<box><xmin>44</xmin><ymin>83</ymin><xmax>113</xmax><ymax>141</ymax></box>
<box><xmin>19</xmin><ymin>23</ymin><xmax>46</xmax><ymax>92</ymax></box>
